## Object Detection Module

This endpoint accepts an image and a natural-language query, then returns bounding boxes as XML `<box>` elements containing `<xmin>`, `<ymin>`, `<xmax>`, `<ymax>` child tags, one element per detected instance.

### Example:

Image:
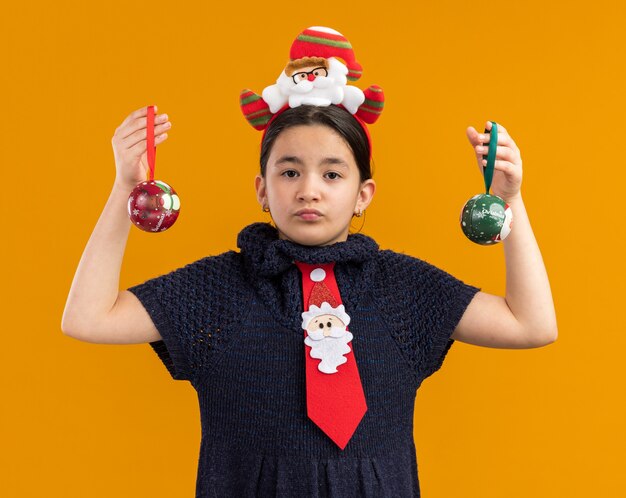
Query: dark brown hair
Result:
<box><xmin>259</xmin><ymin>105</ymin><xmax>372</xmax><ymax>182</ymax></box>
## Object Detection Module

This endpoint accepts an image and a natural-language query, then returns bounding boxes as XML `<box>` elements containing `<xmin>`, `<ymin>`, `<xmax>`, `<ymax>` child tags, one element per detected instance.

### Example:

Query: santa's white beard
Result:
<box><xmin>304</xmin><ymin>327</ymin><xmax>354</xmax><ymax>374</ymax></box>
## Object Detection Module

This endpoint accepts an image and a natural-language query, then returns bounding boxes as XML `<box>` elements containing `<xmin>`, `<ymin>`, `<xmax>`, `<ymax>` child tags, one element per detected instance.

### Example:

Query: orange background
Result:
<box><xmin>2</xmin><ymin>1</ymin><xmax>624</xmax><ymax>496</ymax></box>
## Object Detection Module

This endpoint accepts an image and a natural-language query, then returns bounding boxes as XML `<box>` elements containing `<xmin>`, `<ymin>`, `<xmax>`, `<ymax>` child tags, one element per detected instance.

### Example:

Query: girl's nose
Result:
<box><xmin>307</xmin><ymin>74</ymin><xmax>316</xmax><ymax>82</ymax></box>
<box><xmin>297</xmin><ymin>176</ymin><xmax>321</xmax><ymax>202</ymax></box>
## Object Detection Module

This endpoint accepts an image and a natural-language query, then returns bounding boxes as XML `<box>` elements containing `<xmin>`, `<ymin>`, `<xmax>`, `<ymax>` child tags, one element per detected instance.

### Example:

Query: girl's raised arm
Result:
<box><xmin>452</xmin><ymin>122</ymin><xmax>558</xmax><ymax>349</ymax></box>
<box><xmin>61</xmin><ymin>106</ymin><xmax>171</xmax><ymax>344</ymax></box>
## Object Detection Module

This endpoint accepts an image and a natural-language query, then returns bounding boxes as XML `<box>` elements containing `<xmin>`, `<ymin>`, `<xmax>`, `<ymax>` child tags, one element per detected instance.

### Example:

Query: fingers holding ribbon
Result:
<box><xmin>468</xmin><ymin>122</ymin><xmax>523</xmax><ymax>201</ymax></box>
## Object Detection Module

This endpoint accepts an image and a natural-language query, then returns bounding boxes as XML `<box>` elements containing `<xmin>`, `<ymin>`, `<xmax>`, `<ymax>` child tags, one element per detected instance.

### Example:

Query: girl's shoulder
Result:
<box><xmin>370</xmin><ymin>248</ymin><xmax>479</xmax><ymax>309</ymax></box>
<box><xmin>129</xmin><ymin>250</ymin><xmax>246</xmax><ymax>296</ymax></box>
<box><xmin>374</xmin><ymin>248</ymin><xmax>455</xmax><ymax>281</ymax></box>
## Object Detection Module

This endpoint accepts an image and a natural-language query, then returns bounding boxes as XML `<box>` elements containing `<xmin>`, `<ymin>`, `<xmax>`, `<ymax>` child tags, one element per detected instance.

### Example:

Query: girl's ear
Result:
<box><xmin>355</xmin><ymin>179</ymin><xmax>376</xmax><ymax>213</ymax></box>
<box><xmin>255</xmin><ymin>174</ymin><xmax>268</xmax><ymax>209</ymax></box>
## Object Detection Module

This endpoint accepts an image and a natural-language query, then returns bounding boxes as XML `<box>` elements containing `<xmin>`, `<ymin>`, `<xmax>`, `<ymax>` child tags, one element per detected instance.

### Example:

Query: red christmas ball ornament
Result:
<box><xmin>128</xmin><ymin>180</ymin><xmax>180</xmax><ymax>232</ymax></box>
<box><xmin>128</xmin><ymin>105</ymin><xmax>181</xmax><ymax>233</ymax></box>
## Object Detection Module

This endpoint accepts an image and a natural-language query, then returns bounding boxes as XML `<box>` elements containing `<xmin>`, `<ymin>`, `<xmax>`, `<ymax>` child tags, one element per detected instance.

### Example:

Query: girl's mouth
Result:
<box><xmin>295</xmin><ymin>209</ymin><xmax>322</xmax><ymax>221</ymax></box>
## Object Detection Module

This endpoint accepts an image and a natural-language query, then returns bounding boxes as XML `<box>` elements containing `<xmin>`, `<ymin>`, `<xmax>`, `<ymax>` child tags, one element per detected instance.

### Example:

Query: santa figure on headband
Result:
<box><xmin>240</xmin><ymin>26</ymin><xmax>385</xmax><ymax>130</ymax></box>
<box><xmin>262</xmin><ymin>26</ymin><xmax>366</xmax><ymax>114</ymax></box>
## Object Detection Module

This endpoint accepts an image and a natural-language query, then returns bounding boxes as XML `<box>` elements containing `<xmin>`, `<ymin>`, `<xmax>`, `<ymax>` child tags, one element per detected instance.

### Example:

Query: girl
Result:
<box><xmin>62</xmin><ymin>31</ymin><xmax>557</xmax><ymax>498</ymax></box>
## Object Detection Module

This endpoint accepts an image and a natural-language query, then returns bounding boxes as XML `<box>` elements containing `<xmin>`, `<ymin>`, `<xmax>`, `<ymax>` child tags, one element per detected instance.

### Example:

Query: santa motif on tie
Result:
<box><xmin>296</xmin><ymin>262</ymin><xmax>368</xmax><ymax>450</ymax></box>
<box><xmin>302</xmin><ymin>300</ymin><xmax>353</xmax><ymax>374</ymax></box>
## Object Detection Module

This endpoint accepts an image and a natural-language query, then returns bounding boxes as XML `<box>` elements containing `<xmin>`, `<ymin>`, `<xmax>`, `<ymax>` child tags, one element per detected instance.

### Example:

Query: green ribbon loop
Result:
<box><xmin>483</xmin><ymin>121</ymin><xmax>498</xmax><ymax>194</ymax></box>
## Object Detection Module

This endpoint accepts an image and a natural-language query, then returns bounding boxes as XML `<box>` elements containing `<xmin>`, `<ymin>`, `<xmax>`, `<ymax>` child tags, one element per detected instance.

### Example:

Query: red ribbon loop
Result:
<box><xmin>146</xmin><ymin>105</ymin><xmax>157</xmax><ymax>181</ymax></box>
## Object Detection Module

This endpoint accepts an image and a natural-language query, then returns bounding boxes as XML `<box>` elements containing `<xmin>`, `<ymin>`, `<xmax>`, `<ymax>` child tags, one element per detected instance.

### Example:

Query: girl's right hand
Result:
<box><xmin>111</xmin><ymin>105</ymin><xmax>171</xmax><ymax>191</ymax></box>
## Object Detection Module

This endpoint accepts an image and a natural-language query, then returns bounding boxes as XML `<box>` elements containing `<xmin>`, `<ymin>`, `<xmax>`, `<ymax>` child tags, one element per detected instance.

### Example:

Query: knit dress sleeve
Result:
<box><xmin>376</xmin><ymin>251</ymin><xmax>481</xmax><ymax>383</ymax></box>
<box><xmin>126</xmin><ymin>258</ymin><xmax>211</xmax><ymax>382</ymax></box>
<box><xmin>127</xmin><ymin>249</ymin><xmax>256</xmax><ymax>384</ymax></box>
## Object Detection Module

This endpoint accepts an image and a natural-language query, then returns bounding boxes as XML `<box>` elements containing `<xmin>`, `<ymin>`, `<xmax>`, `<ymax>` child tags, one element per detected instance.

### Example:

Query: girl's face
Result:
<box><xmin>255</xmin><ymin>124</ymin><xmax>375</xmax><ymax>246</ymax></box>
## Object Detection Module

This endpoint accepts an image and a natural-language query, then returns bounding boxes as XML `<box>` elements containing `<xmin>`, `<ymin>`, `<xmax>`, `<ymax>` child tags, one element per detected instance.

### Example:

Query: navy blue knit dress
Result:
<box><xmin>128</xmin><ymin>222</ymin><xmax>479</xmax><ymax>497</ymax></box>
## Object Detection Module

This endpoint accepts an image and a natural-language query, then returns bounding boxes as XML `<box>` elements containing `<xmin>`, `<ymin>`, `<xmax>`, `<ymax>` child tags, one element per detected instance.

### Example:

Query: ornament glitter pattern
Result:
<box><xmin>460</xmin><ymin>194</ymin><xmax>512</xmax><ymax>245</ymax></box>
<box><xmin>128</xmin><ymin>180</ymin><xmax>180</xmax><ymax>232</ymax></box>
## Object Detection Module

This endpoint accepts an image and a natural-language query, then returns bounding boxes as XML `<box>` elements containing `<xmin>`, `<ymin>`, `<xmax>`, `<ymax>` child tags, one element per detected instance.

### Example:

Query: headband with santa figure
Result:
<box><xmin>239</xmin><ymin>26</ymin><xmax>384</xmax><ymax>155</ymax></box>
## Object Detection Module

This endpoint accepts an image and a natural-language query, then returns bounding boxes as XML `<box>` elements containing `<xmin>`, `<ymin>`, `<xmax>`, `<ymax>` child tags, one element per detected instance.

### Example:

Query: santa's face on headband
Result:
<box><xmin>262</xmin><ymin>57</ymin><xmax>365</xmax><ymax>115</ymax></box>
<box><xmin>281</xmin><ymin>57</ymin><xmax>345</xmax><ymax>103</ymax></box>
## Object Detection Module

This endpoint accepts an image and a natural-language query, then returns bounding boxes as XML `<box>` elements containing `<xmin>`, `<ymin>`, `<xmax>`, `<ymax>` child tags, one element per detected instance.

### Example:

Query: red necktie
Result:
<box><xmin>295</xmin><ymin>262</ymin><xmax>367</xmax><ymax>450</ymax></box>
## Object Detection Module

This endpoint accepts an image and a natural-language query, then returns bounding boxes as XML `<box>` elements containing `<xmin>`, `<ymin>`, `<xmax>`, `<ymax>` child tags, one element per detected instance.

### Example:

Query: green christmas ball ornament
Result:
<box><xmin>460</xmin><ymin>121</ymin><xmax>513</xmax><ymax>245</ymax></box>
<box><xmin>460</xmin><ymin>193</ymin><xmax>512</xmax><ymax>245</ymax></box>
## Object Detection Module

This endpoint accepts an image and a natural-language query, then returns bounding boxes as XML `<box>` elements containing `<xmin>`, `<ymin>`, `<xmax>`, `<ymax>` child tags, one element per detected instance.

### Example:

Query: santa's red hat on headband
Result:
<box><xmin>290</xmin><ymin>26</ymin><xmax>363</xmax><ymax>82</ymax></box>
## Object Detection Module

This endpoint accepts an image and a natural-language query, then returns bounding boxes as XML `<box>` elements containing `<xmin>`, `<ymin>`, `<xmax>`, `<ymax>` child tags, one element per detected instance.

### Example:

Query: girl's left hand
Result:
<box><xmin>466</xmin><ymin>121</ymin><xmax>523</xmax><ymax>202</ymax></box>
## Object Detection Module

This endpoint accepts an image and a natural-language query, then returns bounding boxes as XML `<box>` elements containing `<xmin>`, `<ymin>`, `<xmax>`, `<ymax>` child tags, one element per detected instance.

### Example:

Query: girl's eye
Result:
<box><xmin>325</xmin><ymin>172</ymin><xmax>341</xmax><ymax>180</ymax></box>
